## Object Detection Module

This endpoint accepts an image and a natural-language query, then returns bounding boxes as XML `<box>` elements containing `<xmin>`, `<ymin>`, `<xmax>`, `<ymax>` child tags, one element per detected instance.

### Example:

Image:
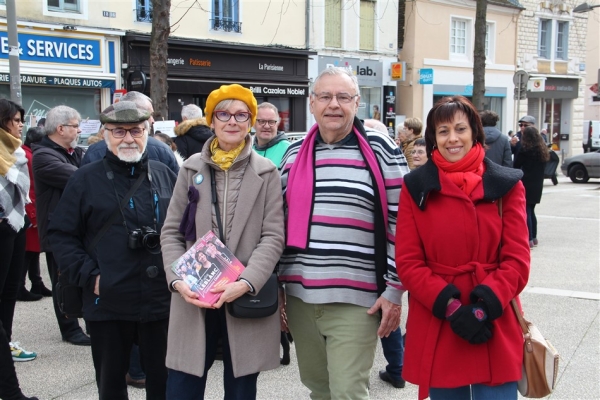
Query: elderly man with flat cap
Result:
<box><xmin>48</xmin><ymin>101</ymin><xmax>177</xmax><ymax>400</ymax></box>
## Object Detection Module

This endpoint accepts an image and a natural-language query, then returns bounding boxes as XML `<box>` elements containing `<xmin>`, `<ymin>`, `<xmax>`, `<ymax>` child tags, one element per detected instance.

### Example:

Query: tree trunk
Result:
<box><xmin>472</xmin><ymin>0</ymin><xmax>487</xmax><ymax>111</ymax></box>
<box><xmin>150</xmin><ymin>0</ymin><xmax>171</xmax><ymax>121</ymax></box>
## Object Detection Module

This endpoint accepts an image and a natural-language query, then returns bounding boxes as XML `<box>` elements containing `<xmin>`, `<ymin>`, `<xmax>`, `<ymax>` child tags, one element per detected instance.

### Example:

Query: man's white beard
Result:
<box><xmin>116</xmin><ymin>143</ymin><xmax>143</xmax><ymax>162</ymax></box>
<box><xmin>70</xmin><ymin>138</ymin><xmax>79</xmax><ymax>149</ymax></box>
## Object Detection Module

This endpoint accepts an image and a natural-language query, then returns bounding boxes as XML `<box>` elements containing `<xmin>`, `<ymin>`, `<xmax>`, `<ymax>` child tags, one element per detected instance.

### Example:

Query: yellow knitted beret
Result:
<box><xmin>204</xmin><ymin>84</ymin><xmax>257</xmax><ymax>128</ymax></box>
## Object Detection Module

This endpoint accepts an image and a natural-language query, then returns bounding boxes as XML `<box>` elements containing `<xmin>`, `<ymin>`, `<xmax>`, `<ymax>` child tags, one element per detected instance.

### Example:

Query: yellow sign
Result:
<box><xmin>391</xmin><ymin>62</ymin><xmax>406</xmax><ymax>81</ymax></box>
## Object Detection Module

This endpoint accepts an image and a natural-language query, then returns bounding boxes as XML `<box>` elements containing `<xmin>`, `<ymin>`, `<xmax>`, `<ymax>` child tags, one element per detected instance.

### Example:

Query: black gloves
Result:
<box><xmin>448</xmin><ymin>302</ymin><xmax>493</xmax><ymax>344</ymax></box>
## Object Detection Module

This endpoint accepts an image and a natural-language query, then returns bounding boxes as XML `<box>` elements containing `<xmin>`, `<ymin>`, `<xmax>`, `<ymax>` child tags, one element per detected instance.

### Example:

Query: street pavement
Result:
<box><xmin>11</xmin><ymin>175</ymin><xmax>600</xmax><ymax>400</ymax></box>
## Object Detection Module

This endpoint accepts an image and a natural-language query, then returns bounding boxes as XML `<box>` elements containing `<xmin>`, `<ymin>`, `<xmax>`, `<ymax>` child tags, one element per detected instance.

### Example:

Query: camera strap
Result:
<box><xmin>209</xmin><ymin>168</ymin><xmax>225</xmax><ymax>244</ymax></box>
<box><xmin>86</xmin><ymin>159</ymin><xmax>148</xmax><ymax>253</ymax></box>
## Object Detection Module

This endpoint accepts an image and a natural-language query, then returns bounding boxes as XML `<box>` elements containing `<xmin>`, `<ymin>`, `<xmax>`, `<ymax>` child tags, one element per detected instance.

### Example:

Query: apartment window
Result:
<box><xmin>450</xmin><ymin>18</ymin><xmax>468</xmax><ymax>56</ymax></box>
<box><xmin>136</xmin><ymin>0</ymin><xmax>152</xmax><ymax>22</ymax></box>
<box><xmin>360</xmin><ymin>0</ymin><xmax>375</xmax><ymax>51</ymax></box>
<box><xmin>538</xmin><ymin>19</ymin><xmax>569</xmax><ymax>61</ymax></box>
<box><xmin>48</xmin><ymin>0</ymin><xmax>80</xmax><ymax>12</ymax></box>
<box><xmin>325</xmin><ymin>0</ymin><xmax>342</xmax><ymax>48</ymax></box>
<box><xmin>212</xmin><ymin>0</ymin><xmax>241</xmax><ymax>33</ymax></box>
<box><xmin>485</xmin><ymin>23</ymin><xmax>496</xmax><ymax>62</ymax></box>
<box><xmin>556</xmin><ymin>21</ymin><xmax>568</xmax><ymax>60</ymax></box>
<box><xmin>538</xmin><ymin>19</ymin><xmax>551</xmax><ymax>59</ymax></box>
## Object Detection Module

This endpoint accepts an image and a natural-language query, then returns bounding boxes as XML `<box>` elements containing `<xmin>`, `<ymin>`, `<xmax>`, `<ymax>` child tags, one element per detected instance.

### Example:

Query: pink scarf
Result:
<box><xmin>285</xmin><ymin>121</ymin><xmax>388</xmax><ymax>249</ymax></box>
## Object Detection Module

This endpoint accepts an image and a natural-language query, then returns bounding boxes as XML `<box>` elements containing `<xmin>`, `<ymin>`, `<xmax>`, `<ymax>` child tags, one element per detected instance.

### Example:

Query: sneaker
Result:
<box><xmin>10</xmin><ymin>342</ymin><xmax>37</xmax><ymax>362</ymax></box>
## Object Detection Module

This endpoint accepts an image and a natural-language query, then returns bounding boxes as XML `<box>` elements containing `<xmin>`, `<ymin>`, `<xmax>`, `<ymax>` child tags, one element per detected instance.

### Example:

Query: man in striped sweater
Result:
<box><xmin>279</xmin><ymin>67</ymin><xmax>409</xmax><ymax>399</ymax></box>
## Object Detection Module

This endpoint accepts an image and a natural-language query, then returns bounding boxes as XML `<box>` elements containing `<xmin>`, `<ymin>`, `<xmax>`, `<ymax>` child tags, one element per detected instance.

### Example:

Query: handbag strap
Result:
<box><xmin>209</xmin><ymin>168</ymin><xmax>225</xmax><ymax>244</ymax></box>
<box><xmin>497</xmin><ymin>198</ymin><xmax>530</xmax><ymax>336</ymax></box>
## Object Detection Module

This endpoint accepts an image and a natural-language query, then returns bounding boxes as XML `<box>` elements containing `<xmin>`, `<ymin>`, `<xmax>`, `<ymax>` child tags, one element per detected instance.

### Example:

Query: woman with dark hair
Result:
<box><xmin>396</xmin><ymin>96</ymin><xmax>530</xmax><ymax>400</ymax></box>
<box><xmin>513</xmin><ymin>126</ymin><xmax>549</xmax><ymax>248</ymax></box>
<box><xmin>17</xmin><ymin>127</ymin><xmax>52</xmax><ymax>302</ymax></box>
<box><xmin>0</xmin><ymin>98</ymin><xmax>39</xmax><ymax>400</ymax></box>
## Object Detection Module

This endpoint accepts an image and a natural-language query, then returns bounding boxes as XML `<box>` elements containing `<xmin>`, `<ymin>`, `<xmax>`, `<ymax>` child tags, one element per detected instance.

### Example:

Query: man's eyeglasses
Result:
<box><xmin>214</xmin><ymin>111</ymin><xmax>251</xmax><ymax>123</ymax></box>
<box><xmin>256</xmin><ymin>119</ymin><xmax>278</xmax><ymax>127</ymax></box>
<box><xmin>518</xmin><ymin>123</ymin><xmax>531</xmax><ymax>128</ymax></box>
<box><xmin>61</xmin><ymin>124</ymin><xmax>80</xmax><ymax>129</ymax></box>
<box><xmin>12</xmin><ymin>118</ymin><xmax>24</xmax><ymax>125</ymax></box>
<box><xmin>312</xmin><ymin>92</ymin><xmax>358</xmax><ymax>104</ymax></box>
<box><xmin>105</xmin><ymin>127</ymin><xmax>145</xmax><ymax>138</ymax></box>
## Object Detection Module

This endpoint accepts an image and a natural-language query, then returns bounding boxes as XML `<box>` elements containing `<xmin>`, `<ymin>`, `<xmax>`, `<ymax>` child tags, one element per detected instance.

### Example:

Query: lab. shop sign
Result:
<box><xmin>0</xmin><ymin>31</ymin><xmax>102</xmax><ymax>67</ymax></box>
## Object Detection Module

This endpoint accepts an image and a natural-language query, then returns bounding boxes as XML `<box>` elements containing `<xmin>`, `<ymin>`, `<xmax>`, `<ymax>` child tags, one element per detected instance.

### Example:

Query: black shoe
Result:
<box><xmin>126</xmin><ymin>373</ymin><xmax>146</xmax><ymax>389</ymax></box>
<box><xmin>16</xmin><ymin>289</ymin><xmax>43</xmax><ymax>302</ymax></box>
<box><xmin>379</xmin><ymin>370</ymin><xmax>406</xmax><ymax>388</ymax></box>
<box><xmin>62</xmin><ymin>331</ymin><xmax>91</xmax><ymax>346</ymax></box>
<box><xmin>30</xmin><ymin>283</ymin><xmax>52</xmax><ymax>297</ymax></box>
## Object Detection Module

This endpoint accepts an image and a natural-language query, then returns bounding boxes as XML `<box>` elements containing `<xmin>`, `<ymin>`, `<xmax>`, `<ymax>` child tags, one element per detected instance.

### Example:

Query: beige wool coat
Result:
<box><xmin>160</xmin><ymin>135</ymin><xmax>285</xmax><ymax>378</ymax></box>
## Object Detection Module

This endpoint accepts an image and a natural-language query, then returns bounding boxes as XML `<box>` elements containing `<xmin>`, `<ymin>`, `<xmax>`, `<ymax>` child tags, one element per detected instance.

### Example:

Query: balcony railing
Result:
<box><xmin>211</xmin><ymin>18</ymin><xmax>242</xmax><ymax>33</ymax></box>
<box><xmin>136</xmin><ymin>4</ymin><xmax>153</xmax><ymax>22</ymax></box>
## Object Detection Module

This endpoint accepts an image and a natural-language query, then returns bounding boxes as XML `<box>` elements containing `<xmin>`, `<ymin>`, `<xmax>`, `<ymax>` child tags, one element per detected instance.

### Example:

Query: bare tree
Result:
<box><xmin>150</xmin><ymin>0</ymin><xmax>171</xmax><ymax>121</ymax></box>
<box><xmin>472</xmin><ymin>0</ymin><xmax>487</xmax><ymax>111</ymax></box>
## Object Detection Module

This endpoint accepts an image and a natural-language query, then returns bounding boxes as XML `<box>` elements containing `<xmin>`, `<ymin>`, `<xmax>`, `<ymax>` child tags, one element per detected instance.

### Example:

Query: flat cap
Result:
<box><xmin>100</xmin><ymin>101</ymin><xmax>151</xmax><ymax>124</ymax></box>
<box><xmin>518</xmin><ymin>115</ymin><xmax>536</xmax><ymax>125</ymax></box>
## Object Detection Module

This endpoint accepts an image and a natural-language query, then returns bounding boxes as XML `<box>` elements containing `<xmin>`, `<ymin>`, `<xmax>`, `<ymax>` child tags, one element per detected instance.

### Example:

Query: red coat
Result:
<box><xmin>23</xmin><ymin>145</ymin><xmax>40</xmax><ymax>253</ymax></box>
<box><xmin>396</xmin><ymin>159</ymin><xmax>530</xmax><ymax>399</ymax></box>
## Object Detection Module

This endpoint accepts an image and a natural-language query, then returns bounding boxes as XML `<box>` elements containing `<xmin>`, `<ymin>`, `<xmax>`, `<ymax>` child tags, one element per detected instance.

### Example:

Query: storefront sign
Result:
<box><xmin>0</xmin><ymin>73</ymin><xmax>114</xmax><ymax>88</ymax></box>
<box><xmin>318</xmin><ymin>56</ymin><xmax>383</xmax><ymax>86</ymax></box>
<box><xmin>127</xmin><ymin>70</ymin><xmax>147</xmax><ymax>92</ymax></box>
<box><xmin>391</xmin><ymin>62</ymin><xmax>406</xmax><ymax>81</ymax></box>
<box><xmin>419</xmin><ymin>68</ymin><xmax>433</xmax><ymax>85</ymax></box>
<box><xmin>0</xmin><ymin>32</ymin><xmax>102</xmax><ymax>66</ymax></box>
<box><xmin>249</xmin><ymin>84</ymin><xmax>308</xmax><ymax>97</ymax></box>
<box><xmin>526</xmin><ymin>77</ymin><xmax>578</xmax><ymax>99</ymax></box>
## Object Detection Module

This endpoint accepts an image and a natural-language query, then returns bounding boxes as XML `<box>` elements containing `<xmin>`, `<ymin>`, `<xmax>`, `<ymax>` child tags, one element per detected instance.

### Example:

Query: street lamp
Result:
<box><xmin>573</xmin><ymin>2</ymin><xmax>600</xmax><ymax>13</ymax></box>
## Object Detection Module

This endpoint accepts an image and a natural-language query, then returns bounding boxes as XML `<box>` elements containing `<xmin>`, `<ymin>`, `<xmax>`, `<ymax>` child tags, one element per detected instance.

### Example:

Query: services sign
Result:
<box><xmin>0</xmin><ymin>31</ymin><xmax>102</xmax><ymax>67</ymax></box>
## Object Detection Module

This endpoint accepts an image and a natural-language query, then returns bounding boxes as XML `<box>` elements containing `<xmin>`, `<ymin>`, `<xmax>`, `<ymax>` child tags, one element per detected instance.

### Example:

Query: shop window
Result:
<box><xmin>211</xmin><ymin>0</ymin><xmax>241</xmax><ymax>33</ymax></box>
<box><xmin>0</xmin><ymin>0</ymin><xmax>5</xmax><ymax>5</ymax></box>
<box><xmin>450</xmin><ymin>18</ymin><xmax>470</xmax><ymax>61</ymax></box>
<box><xmin>359</xmin><ymin>0</ymin><xmax>375</xmax><ymax>51</ymax></box>
<box><xmin>48</xmin><ymin>0</ymin><xmax>80</xmax><ymax>12</ymax></box>
<box><xmin>136</xmin><ymin>0</ymin><xmax>152</xmax><ymax>22</ymax></box>
<box><xmin>325</xmin><ymin>0</ymin><xmax>342</xmax><ymax>48</ymax></box>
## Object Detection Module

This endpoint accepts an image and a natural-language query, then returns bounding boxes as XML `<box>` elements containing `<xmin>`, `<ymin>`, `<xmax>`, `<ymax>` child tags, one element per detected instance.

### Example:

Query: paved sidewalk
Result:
<box><xmin>11</xmin><ymin>176</ymin><xmax>600</xmax><ymax>399</ymax></box>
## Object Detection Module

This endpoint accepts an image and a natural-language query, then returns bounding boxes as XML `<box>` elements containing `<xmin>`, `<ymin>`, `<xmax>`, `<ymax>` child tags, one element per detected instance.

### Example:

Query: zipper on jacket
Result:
<box><xmin>222</xmin><ymin>170</ymin><xmax>229</xmax><ymax>244</ymax></box>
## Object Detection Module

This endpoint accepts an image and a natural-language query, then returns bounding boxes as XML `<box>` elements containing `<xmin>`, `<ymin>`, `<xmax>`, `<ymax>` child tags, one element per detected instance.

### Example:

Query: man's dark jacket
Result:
<box><xmin>81</xmin><ymin>136</ymin><xmax>179</xmax><ymax>174</ymax></box>
<box><xmin>31</xmin><ymin>135</ymin><xmax>85</xmax><ymax>252</ymax></box>
<box><xmin>173</xmin><ymin>117</ymin><xmax>213</xmax><ymax>159</ymax></box>
<box><xmin>47</xmin><ymin>151</ymin><xmax>177</xmax><ymax>321</ymax></box>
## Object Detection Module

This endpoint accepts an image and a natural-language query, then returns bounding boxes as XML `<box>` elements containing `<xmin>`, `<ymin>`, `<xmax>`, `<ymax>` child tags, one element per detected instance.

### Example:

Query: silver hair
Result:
<box><xmin>214</xmin><ymin>99</ymin><xmax>249</xmax><ymax>112</ymax></box>
<box><xmin>181</xmin><ymin>104</ymin><xmax>203</xmax><ymax>120</ymax></box>
<box><xmin>363</xmin><ymin>119</ymin><xmax>388</xmax><ymax>134</ymax></box>
<box><xmin>257</xmin><ymin>102</ymin><xmax>280</xmax><ymax>121</ymax></box>
<box><xmin>311</xmin><ymin>66</ymin><xmax>360</xmax><ymax>97</ymax></box>
<box><xmin>121</xmin><ymin>91</ymin><xmax>153</xmax><ymax>113</ymax></box>
<box><xmin>44</xmin><ymin>106</ymin><xmax>81</xmax><ymax>135</ymax></box>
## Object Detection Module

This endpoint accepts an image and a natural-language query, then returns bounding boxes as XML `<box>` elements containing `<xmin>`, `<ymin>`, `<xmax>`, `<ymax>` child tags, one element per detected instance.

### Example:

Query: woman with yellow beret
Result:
<box><xmin>160</xmin><ymin>84</ymin><xmax>285</xmax><ymax>399</ymax></box>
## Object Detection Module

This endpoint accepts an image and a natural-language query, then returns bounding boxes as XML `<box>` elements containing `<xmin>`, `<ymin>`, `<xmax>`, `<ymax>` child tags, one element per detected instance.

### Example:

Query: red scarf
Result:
<box><xmin>432</xmin><ymin>143</ymin><xmax>485</xmax><ymax>197</ymax></box>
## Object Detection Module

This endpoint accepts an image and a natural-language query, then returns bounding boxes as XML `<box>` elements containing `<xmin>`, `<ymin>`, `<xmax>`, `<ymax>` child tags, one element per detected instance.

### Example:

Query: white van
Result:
<box><xmin>583</xmin><ymin>120</ymin><xmax>600</xmax><ymax>152</ymax></box>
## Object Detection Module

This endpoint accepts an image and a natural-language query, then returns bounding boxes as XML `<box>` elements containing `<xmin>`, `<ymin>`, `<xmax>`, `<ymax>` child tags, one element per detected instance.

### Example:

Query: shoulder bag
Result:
<box><xmin>497</xmin><ymin>198</ymin><xmax>559</xmax><ymax>398</ymax></box>
<box><xmin>209</xmin><ymin>168</ymin><xmax>278</xmax><ymax>319</ymax></box>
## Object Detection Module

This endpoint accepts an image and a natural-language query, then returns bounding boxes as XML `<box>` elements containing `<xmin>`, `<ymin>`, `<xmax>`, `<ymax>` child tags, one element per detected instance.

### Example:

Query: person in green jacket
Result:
<box><xmin>252</xmin><ymin>102</ymin><xmax>290</xmax><ymax>168</ymax></box>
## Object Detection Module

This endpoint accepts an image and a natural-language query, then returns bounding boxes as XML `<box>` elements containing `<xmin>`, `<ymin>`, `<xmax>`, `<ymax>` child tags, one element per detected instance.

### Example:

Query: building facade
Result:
<box><xmin>308</xmin><ymin>0</ymin><xmax>400</xmax><ymax>133</ymax></box>
<box><xmin>517</xmin><ymin>0</ymin><xmax>588</xmax><ymax>155</ymax></box>
<box><xmin>397</xmin><ymin>0</ymin><xmax>522</xmax><ymax>136</ymax></box>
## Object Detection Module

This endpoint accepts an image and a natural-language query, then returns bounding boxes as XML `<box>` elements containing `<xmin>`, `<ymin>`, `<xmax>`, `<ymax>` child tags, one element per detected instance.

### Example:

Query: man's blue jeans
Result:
<box><xmin>430</xmin><ymin>381</ymin><xmax>518</xmax><ymax>400</ymax></box>
<box><xmin>380</xmin><ymin>326</ymin><xmax>404</xmax><ymax>379</ymax></box>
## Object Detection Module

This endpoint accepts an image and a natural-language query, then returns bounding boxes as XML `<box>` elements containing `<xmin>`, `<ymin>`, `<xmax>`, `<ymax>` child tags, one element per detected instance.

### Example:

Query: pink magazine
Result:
<box><xmin>171</xmin><ymin>231</ymin><xmax>245</xmax><ymax>305</ymax></box>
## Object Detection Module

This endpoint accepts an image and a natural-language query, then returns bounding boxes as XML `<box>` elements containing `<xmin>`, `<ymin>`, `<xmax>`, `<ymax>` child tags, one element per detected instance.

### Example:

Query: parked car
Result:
<box><xmin>561</xmin><ymin>150</ymin><xmax>600</xmax><ymax>183</ymax></box>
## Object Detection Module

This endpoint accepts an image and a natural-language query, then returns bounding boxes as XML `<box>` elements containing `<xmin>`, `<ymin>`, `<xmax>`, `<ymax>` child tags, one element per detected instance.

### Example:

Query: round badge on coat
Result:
<box><xmin>194</xmin><ymin>174</ymin><xmax>204</xmax><ymax>185</ymax></box>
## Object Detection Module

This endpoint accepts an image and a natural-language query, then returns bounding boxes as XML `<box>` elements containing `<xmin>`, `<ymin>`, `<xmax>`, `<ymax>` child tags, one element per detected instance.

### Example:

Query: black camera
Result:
<box><xmin>128</xmin><ymin>226</ymin><xmax>161</xmax><ymax>254</ymax></box>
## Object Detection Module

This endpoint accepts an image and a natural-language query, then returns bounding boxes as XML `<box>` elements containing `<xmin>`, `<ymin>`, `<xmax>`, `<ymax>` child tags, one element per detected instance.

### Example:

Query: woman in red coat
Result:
<box><xmin>18</xmin><ymin>127</ymin><xmax>52</xmax><ymax>301</ymax></box>
<box><xmin>396</xmin><ymin>96</ymin><xmax>530</xmax><ymax>400</ymax></box>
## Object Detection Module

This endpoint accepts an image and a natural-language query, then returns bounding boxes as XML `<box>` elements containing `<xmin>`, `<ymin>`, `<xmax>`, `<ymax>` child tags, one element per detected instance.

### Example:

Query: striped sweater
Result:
<box><xmin>279</xmin><ymin>129</ymin><xmax>409</xmax><ymax>308</ymax></box>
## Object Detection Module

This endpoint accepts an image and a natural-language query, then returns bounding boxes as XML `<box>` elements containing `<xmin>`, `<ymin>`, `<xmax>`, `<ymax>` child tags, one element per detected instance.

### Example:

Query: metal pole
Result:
<box><xmin>6</xmin><ymin>0</ymin><xmax>22</xmax><ymax>105</ymax></box>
